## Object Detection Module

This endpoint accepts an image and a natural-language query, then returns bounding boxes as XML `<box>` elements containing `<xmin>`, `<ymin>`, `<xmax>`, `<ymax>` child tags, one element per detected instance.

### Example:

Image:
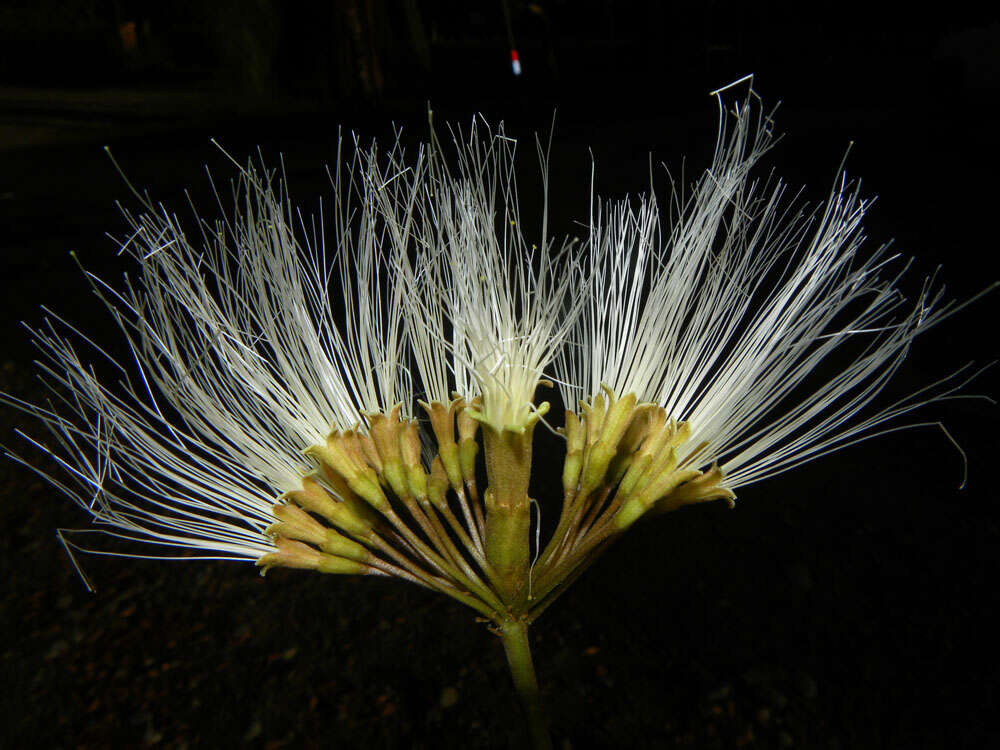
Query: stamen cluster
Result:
<box><xmin>3</xmin><ymin>84</ymin><xmax>987</xmax><ymax>625</ymax></box>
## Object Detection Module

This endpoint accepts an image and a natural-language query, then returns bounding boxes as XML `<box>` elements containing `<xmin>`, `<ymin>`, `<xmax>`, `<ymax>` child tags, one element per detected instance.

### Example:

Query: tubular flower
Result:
<box><xmin>2</xmin><ymin>84</ymin><xmax>991</xmax><ymax>748</ymax></box>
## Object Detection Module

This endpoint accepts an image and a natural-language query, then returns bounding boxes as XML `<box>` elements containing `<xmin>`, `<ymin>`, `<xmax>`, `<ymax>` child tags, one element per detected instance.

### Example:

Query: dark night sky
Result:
<box><xmin>1</xmin><ymin>3</ymin><xmax>999</xmax><ymax>748</ymax></box>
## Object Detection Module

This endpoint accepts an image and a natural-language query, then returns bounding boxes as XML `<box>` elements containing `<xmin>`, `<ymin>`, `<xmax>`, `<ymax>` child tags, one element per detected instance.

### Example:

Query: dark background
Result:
<box><xmin>1</xmin><ymin>2</ymin><xmax>999</xmax><ymax>748</ymax></box>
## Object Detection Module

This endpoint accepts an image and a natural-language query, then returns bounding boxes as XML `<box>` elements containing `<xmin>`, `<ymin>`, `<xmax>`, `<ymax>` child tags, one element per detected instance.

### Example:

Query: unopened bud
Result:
<box><xmin>653</xmin><ymin>464</ymin><xmax>737</xmax><ymax>514</ymax></box>
<box><xmin>285</xmin><ymin>473</ymin><xmax>376</xmax><ymax>539</ymax></box>
<box><xmin>256</xmin><ymin>538</ymin><xmax>369</xmax><ymax>576</ymax></box>
<box><xmin>561</xmin><ymin>411</ymin><xmax>584</xmax><ymax>495</ymax></box>
<box><xmin>427</xmin><ymin>455</ymin><xmax>450</xmax><ymax>510</ymax></box>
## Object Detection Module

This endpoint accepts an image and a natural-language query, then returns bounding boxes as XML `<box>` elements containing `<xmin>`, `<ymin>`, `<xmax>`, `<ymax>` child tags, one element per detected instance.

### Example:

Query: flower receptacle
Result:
<box><xmin>478</xmin><ymin>405</ymin><xmax>548</xmax><ymax>601</ymax></box>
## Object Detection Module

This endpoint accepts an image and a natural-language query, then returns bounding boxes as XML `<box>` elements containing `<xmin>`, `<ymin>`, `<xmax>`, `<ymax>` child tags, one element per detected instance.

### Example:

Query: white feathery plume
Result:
<box><xmin>3</xmin><ymin>143</ymin><xmax>413</xmax><ymax>568</ymax></box>
<box><xmin>356</xmin><ymin>132</ymin><xmax>457</xmax><ymax>406</ymax></box>
<box><xmin>556</xmin><ymin>91</ymin><xmax>777</xmax><ymax>410</ymax></box>
<box><xmin>557</xmin><ymin>86</ymin><xmax>992</xmax><ymax>491</ymax></box>
<box><xmin>332</xmin><ymin>135</ymin><xmax>415</xmax><ymax>418</ymax></box>
<box><xmin>7</xmin><ymin>325</ymin><xmax>277</xmax><ymax>571</ymax></box>
<box><xmin>387</xmin><ymin>116</ymin><xmax>583</xmax><ymax>429</ymax></box>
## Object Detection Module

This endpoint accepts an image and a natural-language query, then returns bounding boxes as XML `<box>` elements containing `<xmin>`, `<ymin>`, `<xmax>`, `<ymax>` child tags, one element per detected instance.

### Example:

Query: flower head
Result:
<box><xmin>2</xmin><ymin>84</ymin><xmax>990</xmax><ymax>612</ymax></box>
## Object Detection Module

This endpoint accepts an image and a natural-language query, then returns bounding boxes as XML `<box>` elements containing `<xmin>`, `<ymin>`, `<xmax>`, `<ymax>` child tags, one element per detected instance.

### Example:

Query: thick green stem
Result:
<box><xmin>481</xmin><ymin>423</ymin><xmax>536</xmax><ymax>601</ymax></box>
<box><xmin>499</xmin><ymin>618</ymin><xmax>552</xmax><ymax>750</ymax></box>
